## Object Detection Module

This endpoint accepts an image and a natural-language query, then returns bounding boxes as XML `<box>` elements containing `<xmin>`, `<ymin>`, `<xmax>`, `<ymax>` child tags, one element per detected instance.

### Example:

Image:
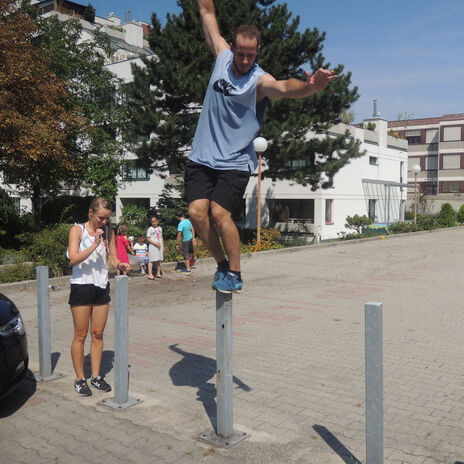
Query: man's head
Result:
<box><xmin>230</xmin><ymin>25</ymin><xmax>260</xmax><ymax>76</ymax></box>
<box><xmin>176</xmin><ymin>210</ymin><xmax>185</xmax><ymax>221</ymax></box>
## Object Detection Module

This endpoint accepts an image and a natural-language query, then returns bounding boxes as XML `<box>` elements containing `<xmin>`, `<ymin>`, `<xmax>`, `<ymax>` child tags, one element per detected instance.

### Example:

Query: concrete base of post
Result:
<box><xmin>99</xmin><ymin>396</ymin><xmax>142</xmax><ymax>410</ymax></box>
<box><xmin>34</xmin><ymin>372</ymin><xmax>63</xmax><ymax>383</ymax></box>
<box><xmin>198</xmin><ymin>429</ymin><xmax>249</xmax><ymax>448</ymax></box>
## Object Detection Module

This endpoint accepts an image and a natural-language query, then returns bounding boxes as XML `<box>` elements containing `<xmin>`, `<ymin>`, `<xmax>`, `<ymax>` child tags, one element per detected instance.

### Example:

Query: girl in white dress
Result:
<box><xmin>146</xmin><ymin>216</ymin><xmax>165</xmax><ymax>280</ymax></box>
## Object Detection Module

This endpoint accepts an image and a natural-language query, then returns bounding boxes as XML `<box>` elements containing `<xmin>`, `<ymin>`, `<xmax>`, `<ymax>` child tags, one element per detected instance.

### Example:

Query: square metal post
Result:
<box><xmin>365</xmin><ymin>302</ymin><xmax>384</xmax><ymax>464</ymax></box>
<box><xmin>35</xmin><ymin>266</ymin><xmax>62</xmax><ymax>382</ymax></box>
<box><xmin>198</xmin><ymin>291</ymin><xmax>249</xmax><ymax>448</ymax></box>
<box><xmin>101</xmin><ymin>276</ymin><xmax>141</xmax><ymax>410</ymax></box>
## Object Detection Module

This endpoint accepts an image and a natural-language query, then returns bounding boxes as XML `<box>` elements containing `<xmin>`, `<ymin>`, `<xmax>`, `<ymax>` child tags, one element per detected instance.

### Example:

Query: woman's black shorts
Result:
<box><xmin>68</xmin><ymin>282</ymin><xmax>111</xmax><ymax>307</ymax></box>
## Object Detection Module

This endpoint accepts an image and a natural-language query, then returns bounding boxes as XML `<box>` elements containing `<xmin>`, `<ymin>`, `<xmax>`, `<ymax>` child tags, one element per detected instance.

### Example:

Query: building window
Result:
<box><xmin>325</xmin><ymin>199</ymin><xmax>333</xmax><ymax>224</ymax></box>
<box><xmin>407</xmin><ymin>136</ymin><xmax>421</xmax><ymax>145</ymax></box>
<box><xmin>287</xmin><ymin>157</ymin><xmax>311</xmax><ymax>169</ymax></box>
<box><xmin>11</xmin><ymin>197</ymin><xmax>20</xmax><ymax>213</ymax></box>
<box><xmin>426</xmin><ymin>129</ymin><xmax>438</xmax><ymax>144</ymax></box>
<box><xmin>405</xmin><ymin>129</ymin><xmax>421</xmax><ymax>145</ymax></box>
<box><xmin>123</xmin><ymin>160</ymin><xmax>149</xmax><ymax>181</ymax></box>
<box><xmin>121</xmin><ymin>198</ymin><xmax>150</xmax><ymax>209</ymax></box>
<box><xmin>443</xmin><ymin>126</ymin><xmax>461</xmax><ymax>142</ymax></box>
<box><xmin>426</xmin><ymin>183</ymin><xmax>437</xmax><ymax>195</ymax></box>
<box><xmin>441</xmin><ymin>181</ymin><xmax>460</xmax><ymax>193</ymax></box>
<box><xmin>267</xmin><ymin>198</ymin><xmax>314</xmax><ymax>222</ymax></box>
<box><xmin>368</xmin><ymin>199</ymin><xmax>376</xmax><ymax>221</ymax></box>
<box><xmin>425</xmin><ymin>156</ymin><xmax>438</xmax><ymax>171</ymax></box>
<box><xmin>369</xmin><ymin>156</ymin><xmax>379</xmax><ymax>166</ymax></box>
<box><xmin>442</xmin><ymin>154</ymin><xmax>461</xmax><ymax>170</ymax></box>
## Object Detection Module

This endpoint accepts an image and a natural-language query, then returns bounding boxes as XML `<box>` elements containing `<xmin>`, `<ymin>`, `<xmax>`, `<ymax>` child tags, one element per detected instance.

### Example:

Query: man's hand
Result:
<box><xmin>305</xmin><ymin>68</ymin><xmax>337</xmax><ymax>92</ymax></box>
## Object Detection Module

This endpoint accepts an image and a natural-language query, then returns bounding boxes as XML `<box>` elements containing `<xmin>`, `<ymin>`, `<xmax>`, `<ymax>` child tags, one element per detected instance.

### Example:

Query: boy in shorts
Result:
<box><xmin>176</xmin><ymin>211</ymin><xmax>196</xmax><ymax>273</ymax></box>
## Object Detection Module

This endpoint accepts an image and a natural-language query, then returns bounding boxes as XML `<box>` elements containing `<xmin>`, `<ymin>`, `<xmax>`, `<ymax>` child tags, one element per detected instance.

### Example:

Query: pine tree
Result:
<box><xmin>126</xmin><ymin>0</ymin><xmax>362</xmax><ymax>188</ymax></box>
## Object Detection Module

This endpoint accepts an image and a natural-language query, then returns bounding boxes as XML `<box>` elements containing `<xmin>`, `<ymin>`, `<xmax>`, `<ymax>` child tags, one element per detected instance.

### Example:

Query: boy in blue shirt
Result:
<box><xmin>176</xmin><ymin>211</ymin><xmax>196</xmax><ymax>273</ymax></box>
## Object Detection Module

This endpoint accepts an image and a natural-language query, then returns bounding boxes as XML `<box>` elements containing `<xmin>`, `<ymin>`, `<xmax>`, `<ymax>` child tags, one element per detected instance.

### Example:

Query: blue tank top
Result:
<box><xmin>189</xmin><ymin>49</ymin><xmax>268</xmax><ymax>172</ymax></box>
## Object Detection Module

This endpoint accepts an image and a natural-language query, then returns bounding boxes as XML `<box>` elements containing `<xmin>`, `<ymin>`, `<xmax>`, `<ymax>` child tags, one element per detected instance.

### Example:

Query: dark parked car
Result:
<box><xmin>0</xmin><ymin>293</ymin><xmax>28</xmax><ymax>398</ymax></box>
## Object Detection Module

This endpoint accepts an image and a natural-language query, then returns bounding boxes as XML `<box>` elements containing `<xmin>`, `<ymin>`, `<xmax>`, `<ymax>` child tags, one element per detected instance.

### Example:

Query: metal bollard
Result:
<box><xmin>35</xmin><ymin>266</ymin><xmax>61</xmax><ymax>382</ymax></box>
<box><xmin>199</xmin><ymin>291</ymin><xmax>249</xmax><ymax>448</ymax></box>
<box><xmin>101</xmin><ymin>275</ymin><xmax>141</xmax><ymax>410</ymax></box>
<box><xmin>365</xmin><ymin>302</ymin><xmax>384</xmax><ymax>464</ymax></box>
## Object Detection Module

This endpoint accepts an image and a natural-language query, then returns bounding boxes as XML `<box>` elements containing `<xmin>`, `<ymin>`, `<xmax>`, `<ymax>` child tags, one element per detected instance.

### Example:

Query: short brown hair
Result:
<box><xmin>231</xmin><ymin>25</ymin><xmax>260</xmax><ymax>48</ymax></box>
<box><xmin>116</xmin><ymin>223</ymin><xmax>128</xmax><ymax>235</ymax></box>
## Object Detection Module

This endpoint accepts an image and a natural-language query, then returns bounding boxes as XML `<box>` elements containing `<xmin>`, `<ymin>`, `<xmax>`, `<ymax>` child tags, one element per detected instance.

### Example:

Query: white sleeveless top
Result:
<box><xmin>70</xmin><ymin>224</ymin><xmax>108</xmax><ymax>289</ymax></box>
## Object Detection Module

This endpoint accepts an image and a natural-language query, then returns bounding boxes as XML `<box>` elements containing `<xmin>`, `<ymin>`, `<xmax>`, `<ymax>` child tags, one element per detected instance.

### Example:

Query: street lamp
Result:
<box><xmin>253</xmin><ymin>137</ymin><xmax>268</xmax><ymax>244</ymax></box>
<box><xmin>412</xmin><ymin>164</ymin><xmax>421</xmax><ymax>224</ymax></box>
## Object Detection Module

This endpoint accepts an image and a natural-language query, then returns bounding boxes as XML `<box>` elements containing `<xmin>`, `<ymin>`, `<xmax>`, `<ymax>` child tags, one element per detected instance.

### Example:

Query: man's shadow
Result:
<box><xmin>83</xmin><ymin>350</ymin><xmax>114</xmax><ymax>379</ymax></box>
<box><xmin>169</xmin><ymin>344</ymin><xmax>251</xmax><ymax>431</ymax></box>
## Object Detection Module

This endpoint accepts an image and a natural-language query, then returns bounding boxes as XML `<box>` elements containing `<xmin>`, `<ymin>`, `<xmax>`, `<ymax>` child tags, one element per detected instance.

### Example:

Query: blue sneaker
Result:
<box><xmin>212</xmin><ymin>265</ymin><xmax>228</xmax><ymax>290</ymax></box>
<box><xmin>213</xmin><ymin>272</ymin><xmax>243</xmax><ymax>294</ymax></box>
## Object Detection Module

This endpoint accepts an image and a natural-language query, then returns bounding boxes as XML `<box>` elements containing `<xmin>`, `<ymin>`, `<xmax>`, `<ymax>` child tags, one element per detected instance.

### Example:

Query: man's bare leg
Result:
<box><xmin>188</xmin><ymin>199</ymin><xmax>226</xmax><ymax>264</ymax></box>
<box><xmin>210</xmin><ymin>201</ymin><xmax>240</xmax><ymax>271</ymax></box>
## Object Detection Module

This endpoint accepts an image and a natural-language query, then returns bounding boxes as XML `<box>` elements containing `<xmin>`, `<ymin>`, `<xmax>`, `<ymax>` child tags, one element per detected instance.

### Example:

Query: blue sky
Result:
<box><xmin>90</xmin><ymin>0</ymin><xmax>464</xmax><ymax>123</ymax></box>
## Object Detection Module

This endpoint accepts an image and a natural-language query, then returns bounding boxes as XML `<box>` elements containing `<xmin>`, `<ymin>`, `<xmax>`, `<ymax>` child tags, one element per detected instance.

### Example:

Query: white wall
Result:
<box><xmin>245</xmin><ymin>119</ymin><xmax>408</xmax><ymax>240</ymax></box>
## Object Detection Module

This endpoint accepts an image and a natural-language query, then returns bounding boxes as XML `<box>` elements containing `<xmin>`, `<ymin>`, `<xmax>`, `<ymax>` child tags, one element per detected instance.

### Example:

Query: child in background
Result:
<box><xmin>147</xmin><ymin>216</ymin><xmax>165</xmax><ymax>280</ymax></box>
<box><xmin>133</xmin><ymin>235</ymin><xmax>149</xmax><ymax>275</ymax></box>
<box><xmin>115</xmin><ymin>223</ymin><xmax>133</xmax><ymax>275</ymax></box>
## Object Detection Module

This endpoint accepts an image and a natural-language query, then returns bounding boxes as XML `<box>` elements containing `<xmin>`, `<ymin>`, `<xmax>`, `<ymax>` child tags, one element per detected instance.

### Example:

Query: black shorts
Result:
<box><xmin>181</xmin><ymin>239</ymin><xmax>194</xmax><ymax>260</ymax></box>
<box><xmin>68</xmin><ymin>282</ymin><xmax>111</xmax><ymax>307</ymax></box>
<box><xmin>185</xmin><ymin>161</ymin><xmax>250</xmax><ymax>212</ymax></box>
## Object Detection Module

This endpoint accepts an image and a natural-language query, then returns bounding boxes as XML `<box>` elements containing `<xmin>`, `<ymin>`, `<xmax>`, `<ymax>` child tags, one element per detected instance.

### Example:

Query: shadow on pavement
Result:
<box><xmin>168</xmin><ymin>344</ymin><xmax>251</xmax><ymax>431</ymax></box>
<box><xmin>83</xmin><ymin>350</ymin><xmax>114</xmax><ymax>379</ymax></box>
<box><xmin>313</xmin><ymin>424</ymin><xmax>362</xmax><ymax>464</ymax></box>
<box><xmin>51</xmin><ymin>351</ymin><xmax>61</xmax><ymax>372</ymax></box>
<box><xmin>0</xmin><ymin>370</ymin><xmax>37</xmax><ymax>418</ymax></box>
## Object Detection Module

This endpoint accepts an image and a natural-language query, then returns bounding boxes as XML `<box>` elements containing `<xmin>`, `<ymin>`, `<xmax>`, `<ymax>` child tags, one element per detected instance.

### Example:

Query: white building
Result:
<box><xmin>244</xmin><ymin>117</ymin><xmax>408</xmax><ymax>241</ymax></box>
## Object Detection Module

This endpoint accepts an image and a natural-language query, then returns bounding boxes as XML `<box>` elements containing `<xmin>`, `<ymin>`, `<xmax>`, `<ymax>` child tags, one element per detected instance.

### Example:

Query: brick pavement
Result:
<box><xmin>1</xmin><ymin>228</ymin><xmax>464</xmax><ymax>463</ymax></box>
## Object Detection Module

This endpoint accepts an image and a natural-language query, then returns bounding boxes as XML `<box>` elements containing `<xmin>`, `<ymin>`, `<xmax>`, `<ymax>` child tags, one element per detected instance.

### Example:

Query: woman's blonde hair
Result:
<box><xmin>89</xmin><ymin>197</ymin><xmax>113</xmax><ymax>216</ymax></box>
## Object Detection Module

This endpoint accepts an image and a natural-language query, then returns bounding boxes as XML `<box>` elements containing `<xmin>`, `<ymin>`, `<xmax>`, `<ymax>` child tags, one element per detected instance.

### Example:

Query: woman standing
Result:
<box><xmin>146</xmin><ymin>216</ymin><xmax>165</xmax><ymax>280</ymax></box>
<box><xmin>68</xmin><ymin>197</ymin><xmax>131</xmax><ymax>396</ymax></box>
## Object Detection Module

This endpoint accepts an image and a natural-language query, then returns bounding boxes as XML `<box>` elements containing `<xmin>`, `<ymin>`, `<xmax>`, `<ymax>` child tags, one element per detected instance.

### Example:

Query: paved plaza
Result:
<box><xmin>1</xmin><ymin>228</ymin><xmax>464</xmax><ymax>463</ymax></box>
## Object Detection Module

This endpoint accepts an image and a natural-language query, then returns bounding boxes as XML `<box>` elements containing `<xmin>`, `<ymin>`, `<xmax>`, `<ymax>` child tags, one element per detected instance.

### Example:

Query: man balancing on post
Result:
<box><xmin>186</xmin><ymin>0</ymin><xmax>337</xmax><ymax>294</ymax></box>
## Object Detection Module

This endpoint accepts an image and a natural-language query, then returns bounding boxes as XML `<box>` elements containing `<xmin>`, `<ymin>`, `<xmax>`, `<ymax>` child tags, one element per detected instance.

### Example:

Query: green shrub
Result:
<box><xmin>337</xmin><ymin>231</ymin><xmax>363</xmax><ymax>240</ymax></box>
<box><xmin>437</xmin><ymin>203</ymin><xmax>456</xmax><ymax>227</ymax></box>
<box><xmin>345</xmin><ymin>214</ymin><xmax>373</xmax><ymax>234</ymax></box>
<box><xmin>389</xmin><ymin>222</ymin><xmax>421</xmax><ymax>234</ymax></box>
<box><xmin>0</xmin><ymin>263</ymin><xmax>36</xmax><ymax>283</ymax></box>
<box><xmin>404</xmin><ymin>211</ymin><xmax>415</xmax><ymax>220</ymax></box>
<box><xmin>18</xmin><ymin>223</ymin><xmax>73</xmax><ymax>277</ymax></box>
<box><xmin>416</xmin><ymin>214</ymin><xmax>439</xmax><ymax>230</ymax></box>
<box><xmin>238</xmin><ymin>227</ymin><xmax>256</xmax><ymax>244</ymax></box>
<box><xmin>457</xmin><ymin>204</ymin><xmax>464</xmax><ymax>223</ymax></box>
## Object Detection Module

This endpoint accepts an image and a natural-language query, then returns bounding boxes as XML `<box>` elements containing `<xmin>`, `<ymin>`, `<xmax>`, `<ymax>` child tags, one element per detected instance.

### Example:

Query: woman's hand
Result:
<box><xmin>117</xmin><ymin>262</ymin><xmax>131</xmax><ymax>273</ymax></box>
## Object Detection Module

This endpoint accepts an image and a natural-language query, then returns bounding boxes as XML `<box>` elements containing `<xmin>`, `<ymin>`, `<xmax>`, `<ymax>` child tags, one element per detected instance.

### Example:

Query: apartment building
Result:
<box><xmin>388</xmin><ymin>113</ymin><xmax>464</xmax><ymax>214</ymax></box>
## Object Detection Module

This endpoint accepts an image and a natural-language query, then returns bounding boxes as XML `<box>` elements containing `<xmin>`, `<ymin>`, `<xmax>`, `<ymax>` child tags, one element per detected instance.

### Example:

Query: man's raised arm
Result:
<box><xmin>257</xmin><ymin>68</ymin><xmax>338</xmax><ymax>102</ymax></box>
<box><xmin>197</xmin><ymin>0</ymin><xmax>229</xmax><ymax>58</ymax></box>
